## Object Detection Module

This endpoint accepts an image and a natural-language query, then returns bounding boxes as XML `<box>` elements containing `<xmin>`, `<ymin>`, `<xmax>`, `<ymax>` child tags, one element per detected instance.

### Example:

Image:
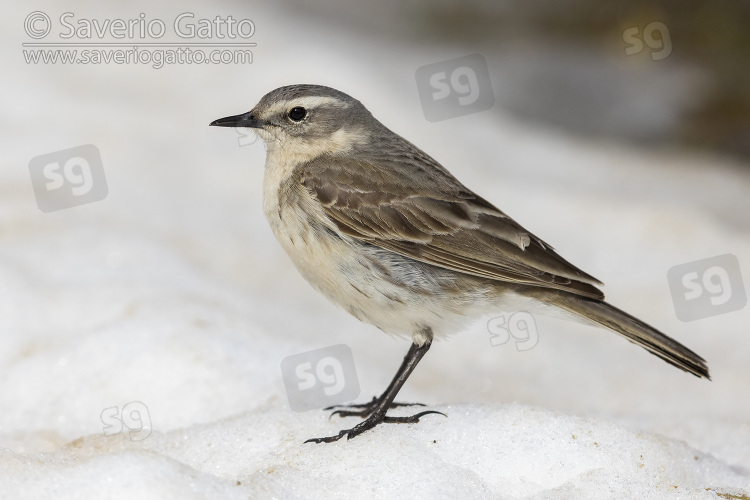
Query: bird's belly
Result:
<box><xmin>264</xmin><ymin>198</ymin><xmax>501</xmax><ymax>340</ymax></box>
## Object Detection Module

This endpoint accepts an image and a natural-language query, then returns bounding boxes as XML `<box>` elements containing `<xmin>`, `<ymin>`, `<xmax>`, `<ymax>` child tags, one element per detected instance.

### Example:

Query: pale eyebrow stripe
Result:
<box><xmin>264</xmin><ymin>96</ymin><xmax>349</xmax><ymax>117</ymax></box>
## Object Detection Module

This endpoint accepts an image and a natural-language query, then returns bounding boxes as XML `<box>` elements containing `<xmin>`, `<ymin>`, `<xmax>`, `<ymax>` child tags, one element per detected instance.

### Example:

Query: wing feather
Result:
<box><xmin>301</xmin><ymin>154</ymin><xmax>604</xmax><ymax>300</ymax></box>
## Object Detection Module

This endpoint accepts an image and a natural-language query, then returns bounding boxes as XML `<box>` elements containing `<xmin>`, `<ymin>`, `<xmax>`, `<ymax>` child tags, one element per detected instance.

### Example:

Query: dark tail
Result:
<box><xmin>528</xmin><ymin>289</ymin><xmax>710</xmax><ymax>379</ymax></box>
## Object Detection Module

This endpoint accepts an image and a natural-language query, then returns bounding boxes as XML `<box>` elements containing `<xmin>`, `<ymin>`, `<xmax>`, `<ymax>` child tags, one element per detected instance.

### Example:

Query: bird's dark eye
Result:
<box><xmin>288</xmin><ymin>107</ymin><xmax>307</xmax><ymax>122</ymax></box>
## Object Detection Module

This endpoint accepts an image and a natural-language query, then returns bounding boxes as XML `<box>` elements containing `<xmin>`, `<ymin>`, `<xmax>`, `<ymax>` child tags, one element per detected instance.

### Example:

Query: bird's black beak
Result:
<box><xmin>209</xmin><ymin>111</ymin><xmax>263</xmax><ymax>128</ymax></box>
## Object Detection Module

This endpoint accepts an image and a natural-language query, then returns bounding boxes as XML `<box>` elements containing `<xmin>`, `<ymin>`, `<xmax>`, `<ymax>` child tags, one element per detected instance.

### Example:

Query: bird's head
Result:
<box><xmin>210</xmin><ymin>84</ymin><xmax>380</xmax><ymax>161</ymax></box>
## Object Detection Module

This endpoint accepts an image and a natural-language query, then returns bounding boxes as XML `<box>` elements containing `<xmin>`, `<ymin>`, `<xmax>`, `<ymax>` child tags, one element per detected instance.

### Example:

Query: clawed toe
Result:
<box><xmin>324</xmin><ymin>396</ymin><xmax>378</xmax><ymax>412</ymax></box>
<box><xmin>325</xmin><ymin>396</ymin><xmax>427</xmax><ymax>420</ymax></box>
<box><xmin>306</xmin><ymin>409</ymin><xmax>446</xmax><ymax>444</ymax></box>
<box><xmin>382</xmin><ymin>410</ymin><xmax>446</xmax><ymax>423</ymax></box>
<box><xmin>329</xmin><ymin>408</ymin><xmax>369</xmax><ymax>419</ymax></box>
<box><xmin>304</xmin><ymin>430</ymin><xmax>349</xmax><ymax>444</ymax></box>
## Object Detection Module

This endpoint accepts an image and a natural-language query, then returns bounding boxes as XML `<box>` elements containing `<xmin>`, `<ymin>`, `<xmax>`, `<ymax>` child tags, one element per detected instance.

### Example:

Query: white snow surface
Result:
<box><xmin>1</xmin><ymin>1</ymin><xmax>749</xmax><ymax>499</ymax></box>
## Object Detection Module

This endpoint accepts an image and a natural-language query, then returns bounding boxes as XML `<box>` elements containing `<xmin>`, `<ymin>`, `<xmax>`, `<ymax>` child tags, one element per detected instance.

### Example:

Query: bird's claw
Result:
<box><xmin>305</xmin><ymin>409</ymin><xmax>445</xmax><ymax>444</ymax></box>
<box><xmin>325</xmin><ymin>396</ymin><xmax>426</xmax><ymax>420</ymax></box>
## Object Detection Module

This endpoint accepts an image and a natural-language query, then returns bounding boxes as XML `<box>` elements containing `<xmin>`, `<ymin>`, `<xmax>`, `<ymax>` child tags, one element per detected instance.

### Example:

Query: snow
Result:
<box><xmin>2</xmin><ymin>404</ymin><xmax>747</xmax><ymax>499</ymax></box>
<box><xmin>2</xmin><ymin>1</ymin><xmax>749</xmax><ymax>498</ymax></box>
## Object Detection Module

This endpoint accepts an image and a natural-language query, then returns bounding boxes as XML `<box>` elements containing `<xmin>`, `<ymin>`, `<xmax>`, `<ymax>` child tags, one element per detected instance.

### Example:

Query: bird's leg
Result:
<box><xmin>305</xmin><ymin>341</ymin><xmax>445</xmax><ymax>444</ymax></box>
<box><xmin>325</xmin><ymin>343</ymin><xmax>429</xmax><ymax>419</ymax></box>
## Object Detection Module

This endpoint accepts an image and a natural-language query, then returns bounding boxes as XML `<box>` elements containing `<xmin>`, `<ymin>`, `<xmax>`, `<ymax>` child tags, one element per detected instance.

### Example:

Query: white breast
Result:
<box><xmin>260</xmin><ymin>147</ymin><xmax>503</xmax><ymax>343</ymax></box>
<box><xmin>262</xmin><ymin>147</ymin><xmax>353</xmax><ymax>305</ymax></box>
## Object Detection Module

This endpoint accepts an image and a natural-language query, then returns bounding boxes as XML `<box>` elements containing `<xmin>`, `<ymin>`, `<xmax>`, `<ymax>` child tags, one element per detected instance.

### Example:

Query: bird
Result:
<box><xmin>210</xmin><ymin>84</ymin><xmax>709</xmax><ymax>443</ymax></box>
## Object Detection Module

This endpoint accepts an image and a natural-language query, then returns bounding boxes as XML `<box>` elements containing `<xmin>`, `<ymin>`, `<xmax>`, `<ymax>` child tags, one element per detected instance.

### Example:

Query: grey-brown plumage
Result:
<box><xmin>211</xmin><ymin>84</ymin><xmax>709</xmax><ymax>442</ymax></box>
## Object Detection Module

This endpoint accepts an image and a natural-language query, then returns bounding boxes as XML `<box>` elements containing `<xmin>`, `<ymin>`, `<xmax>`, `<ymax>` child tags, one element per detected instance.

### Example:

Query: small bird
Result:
<box><xmin>210</xmin><ymin>84</ymin><xmax>709</xmax><ymax>443</ymax></box>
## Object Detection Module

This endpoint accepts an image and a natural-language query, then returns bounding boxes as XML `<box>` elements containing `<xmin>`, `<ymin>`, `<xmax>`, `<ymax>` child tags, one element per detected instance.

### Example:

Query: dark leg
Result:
<box><xmin>305</xmin><ymin>341</ymin><xmax>445</xmax><ymax>444</ymax></box>
<box><xmin>324</xmin><ymin>343</ymin><xmax>428</xmax><ymax>418</ymax></box>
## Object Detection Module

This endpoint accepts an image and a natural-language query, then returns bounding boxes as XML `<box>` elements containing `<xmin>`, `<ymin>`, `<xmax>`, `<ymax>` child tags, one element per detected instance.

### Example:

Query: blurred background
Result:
<box><xmin>1</xmin><ymin>0</ymin><xmax>748</xmax><ymax>493</ymax></box>
<box><xmin>287</xmin><ymin>0</ymin><xmax>750</xmax><ymax>160</ymax></box>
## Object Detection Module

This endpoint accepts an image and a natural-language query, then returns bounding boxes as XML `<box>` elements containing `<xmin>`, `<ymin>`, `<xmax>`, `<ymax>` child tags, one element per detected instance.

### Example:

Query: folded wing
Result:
<box><xmin>302</xmin><ymin>153</ymin><xmax>604</xmax><ymax>300</ymax></box>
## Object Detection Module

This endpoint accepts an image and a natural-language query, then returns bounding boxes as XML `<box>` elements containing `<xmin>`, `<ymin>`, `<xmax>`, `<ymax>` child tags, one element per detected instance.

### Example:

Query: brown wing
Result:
<box><xmin>302</xmin><ymin>153</ymin><xmax>604</xmax><ymax>300</ymax></box>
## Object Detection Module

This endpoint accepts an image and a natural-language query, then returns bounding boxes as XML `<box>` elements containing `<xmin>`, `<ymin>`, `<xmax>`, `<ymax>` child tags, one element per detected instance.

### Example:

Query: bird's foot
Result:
<box><xmin>305</xmin><ymin>409</ymin><xmax>445</xmax><ymax>444</ymax></box>
<box><xmin>324</xmin><ymin>396</ymin><xmax>426</xmax><ymax>419</ymax></box>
